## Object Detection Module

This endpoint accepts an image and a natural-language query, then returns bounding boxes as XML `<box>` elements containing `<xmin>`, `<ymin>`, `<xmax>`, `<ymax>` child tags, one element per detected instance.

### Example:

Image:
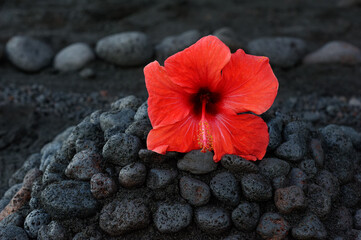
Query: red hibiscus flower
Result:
<box><xmin>144</xmin><ymin>36</ymin><xmax>278</xmax><ymax>162</ymax></box>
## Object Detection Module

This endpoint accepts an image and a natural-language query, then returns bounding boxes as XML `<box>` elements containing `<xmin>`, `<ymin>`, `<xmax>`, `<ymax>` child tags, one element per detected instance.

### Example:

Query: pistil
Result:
<box><xmin>197</xmin><ymin>95</ymin><xmax>213</xmax><ymax>152</ymax></box>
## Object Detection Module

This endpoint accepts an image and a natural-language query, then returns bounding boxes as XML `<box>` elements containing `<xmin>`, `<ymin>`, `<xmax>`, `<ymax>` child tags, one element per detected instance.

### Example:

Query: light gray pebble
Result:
<box><xmin>38</xmin><ymin>221</ymin><xmax>68</xmax><ymax>240</ymax></box>
<box><xmin>179</xmin><ymin>176</ymin><xmax>210</xmax><ymax>206</ymax></box>
<box><xmin>153</xmin><ymin>203</ymin><xmax>192</xmax><ymax>233</ymax></box>
<box><xmin>221</xmin><ymin>155</ymin><xmax>259</xmax><ymax>174</ymax></box>
<box><xmin>232</xmin><ymin>202</ymin><xmax>260</xmax><ymax>232</ymax></box>
<box><xmin>292</xmin><ymin>214</ymin><xmax>327</xmax><ymax>240</ymax></box>
<box><xmin>134</xmin><ymin>101</ymin><xmax>148</xmax><ymax>121</ymax></box>
<box><xmin>41</xmin><ymin>180</ymin><xmax>98</xmax><ymax>219</ymax></box>
<box><xmin>0</xmin><ymin>225</ymin><xmax>29</xmax><ymax>240</ymax></box>
<box><xmin>65</xmin><ymin>149</ymin><xmax>102</xmax><ymax>180</ymax></box>
<box><xmin>256</xmin><ymin>213</ymin><xmax>290</xmax><ymax>240</ymax></box>
<box><xmin>147</xmin><ymin>168</ymin><xmax>177</xmax><ymax>190</ymax></box>
<box><xmin>6</xmin><ymin>36</ymin><xmax>53</xmax><ymax>72</ymax></box>
<box><xmin>210</xmin><ymin>172</ymin><xmax>240</xmax><ymax>206</ymax></box>
<box><xmin>259</xmin><ymin>158</ymin><xmax>290</xmax><ymax>179</ymax></box>
<box><xmin>96</xmin><ymin>32</ymin><xmax>153</xmax><ymax>66</ymax></box>
<box><xmin>99</xmin><ymin>108</ymin><xmax>135</xmax><ymax>132</ymax></box>
<box><xmin>155</xmin><ymin>30</ymin><xmax>200</xmax><ymax>62</ymax></box>
<box><xmin>110</xmin><ymin>95</ymin><xmax>143</xmax><ymax>111</ymax></box>
<box><xmin>307</xmin><ymin>184</ymin><xmax>331</xmax><ymax>219</ymax></box>
<box><xmin>102</xmin><ymin>133</ymin><xmax>141</xmax><ymax>166</ymax></box>
<box><xmin>54</xmin><ymin>43</ymin><xmax>94</xmax><ymax>72</ymax></box>
<box><xmin>90</xmin><ymin>173</ymin><xmax>117</xmax><ymax>199</ymax></box>
<box><xmin>79</xmin><ymin>67</ymin><xmax>95</xmax><ymax>79</ymax></box>
<box><xmin>241</xmin><ymin>174</ymin><xmax>272</xmax><ymax>201</ymax></box>
<box><xmin>274</xmin><ymin>186</ymin><xmax>306</xmax><ymax>214</ymax></box>
<box><xmin>177</xmin><ymin>150</ymin><xmax>217</xmax><ymax>174</ymax></box>
<box><xmin>99</xmin><ymin>199</ymin><xmax>150</xmax><ymax>236</ymax></box>
<box><xmin>247</xmin><ymin>37</ymin><xmax>307</xmax><ymax>67</ymax></box>
<box><xmin>118</xmin><ymin>162</ymin><xmax>147</xmax><ymax>188</ymax></box>
<box><xmin>24</xmin><ymin>209</ymin><xmax>51</xmax><ymax>238</ymax></box>
<box><xmin>195</xmin><ymin>206</ymin><xmax>231</xmax><ymax>234</ymax></box>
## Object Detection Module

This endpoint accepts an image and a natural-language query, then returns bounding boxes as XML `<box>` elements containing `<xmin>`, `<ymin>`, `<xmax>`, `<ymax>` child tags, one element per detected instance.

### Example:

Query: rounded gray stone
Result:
<box><xmin>247</xmin><ymin>37</ymin><xmax>307</xmax><ymax>67</ymax></box>
<box><xmin>274</xmin><ymin>185</ymin><xmax>306</xmax><ymax>214</ymax></box>
<box><xmin>24</xmin><ymin>209</ymin><xmax>51</xmax><ymax>238</ymax></box>
<box><xmin>38</xmin><ymin>221</ymin><xmax>68</xmax><ymax>240</ymax></box>
<box><xmin>118</xmin><ymin>162</ymin><xmax>147</xmax><ymax>188</ymax></box>
<box><xmin>315</xmin><ymin>170</ymin><xmax>340</xmax><ymax>199</ymax></box>
<box><xmin>292</xmin><ymin>214</ymin><xmax>327</xmax><ymax>240</ymax></box>
<box><xmin>221</xmin><ymin>155</ymin><xmax>259</xmax><ymax>174</ymax></box>
<box><xmin>102</xmin><ymin>133</ymin><xmax>141</xmax><ymax>166</ymax></box>
<box><xmin>90</xmin><ymin>173</ymin><xmax>117</xmax><ymax>199</ymax></box>
<box><xmin>6</xmin><ymin>36</ymin><xmax>53</xmax><ymax>72</ymax></box>
<box><xmin>179</xmin><ymin>176</ymin><xmax>210</xmax><ymax>206</ymax></box>
<box><xmin>210</xmin><ymin>172</ymin><xmax>240</xmax><ymax>206</ymax></box>
<box><xmin>232</xmin><ymin>202</ymin><xmax>260</xmax><ymax>232</ymax></box>
<box><xmin>259</xmin><ymin>158</ymin><xmax>290</xmax><ymax>179</ymax></box>
<box><xmin>41</xmin><ymin>180</ymin><xmax>98</xmax><ymax>219</ymax></box>
<box><xmin>65</xmin><ymin>149</ymin><xmax>102</xmax><ymax>180</ymax></box>
<box><xmin>256</xmin><ymin>213</ymin><xmax>290</xmax><ymax>240</ymax></box>
<box><xmin>54</xmin><ymin>43</ymin><xmax>94</xmax><ymax>71</ymax></box>
<box><xmin>299</xmin><ymin>159</ymin><xmax>317</xmax><ymax>178</ymax></box>
<box><xmin>177</xmin><ymin>150</ymin><xmax>217</xmax><ymax>174</ymax></box>
<box><xmin>99</xmin><ymin>199</ymin><xmax>150</xmax><ymax>236</ymax></box>
<box><xmin>0</xmin><ymin>225</ymin><xmax>29</xmax><ymax>240</ymax></box>
<box><xmin>267</xmin><ymin>116</ymin><xmax>283</xmax><ymax>150</ymax></box>
<box><xmin>153</xmin><ymin>203</ymin><xmax>192</xmax><ymax>233</ymax></box>
<box><xmin>241</xmin><ymin>174</ymin><xmax>272</xmax><ymax>201</ymax></box>
<box><xmin>111</xmin><ymin>95</ymin><xmax>143</xmax><ymax>111</ymax></box>
<box><xmin>96</xmin><ymin>32</ymin><xmax>153</xmax><ymax>66</ymax></box>
<box><xmin>99</xmin><ymin>108</ymin><xmax>135</xmax><ymax>132</ymax></box>
<box><xmin>195</xmin><ymin>206</ymin><xmax>231</xmax><ymax>234</ymax></box>
<box><xmin>125</xmin><ymin>119</ymin><xmax>152</xmax><ymax>141</ymax></box>
<box><xmin>307</xmin><ymin>184</ymin><xmax>331</xmax><ymax>219</ymax></box>
<box><xmin>288</xmin><ymin>168</ymin><xmax>308</xmax><ymax>190</ymax></box>
<box><xmin>134</xmin><ymin>101</ymin><xmax>149</xmax><ymax>121</ymax></box>
<box><xmin>275</xmin><ymin>134</ymin><xmax>306</xmax><ymax>161</ymax></box>
<box><xmin>146</xmin><ymin>168</ymin><xmax>177</xmax><ymax>189</ymax></box>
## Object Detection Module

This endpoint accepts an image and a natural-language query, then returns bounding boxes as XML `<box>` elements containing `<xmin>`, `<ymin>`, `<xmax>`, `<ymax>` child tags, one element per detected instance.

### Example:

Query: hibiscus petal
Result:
<box><xmin>219</xmin><ymin>49</ymin><xmax>278</xmax><ymax>115</ymax></box>
<box><xmin>147</xmin><ymin>116</ymin><xmax>199</xmax><ymax>154</ymax></box>
<box><xmin>164</xmin><ymin>35</ymin><xmax>231</xmax><ymax>94</ymax></box>
<box><xmin>211</xmin><ymin>113</ymin><xmax>269</xmax><ymax>162</ymax></box>
<box><xmin>144</xmin><ymin>61</ymin><xmax>190</xmax><ymax>127</ymax></box>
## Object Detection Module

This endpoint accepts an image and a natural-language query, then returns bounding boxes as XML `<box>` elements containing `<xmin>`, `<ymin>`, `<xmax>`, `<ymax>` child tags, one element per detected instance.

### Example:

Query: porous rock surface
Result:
<box><xmin>0</xmin><ymin>95</ymin><xmax>360</xmax><ymax>240</ymax></box>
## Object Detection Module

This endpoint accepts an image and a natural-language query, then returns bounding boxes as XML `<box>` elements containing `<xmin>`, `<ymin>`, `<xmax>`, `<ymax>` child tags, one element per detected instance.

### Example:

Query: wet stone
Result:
<box><xmin>340</xmin><ymin>183</ymin><xmax>361</xmax><ymax>208</ymax></box>
<box><xmin>288</xmin><ymin>168</ymin><xmax>308</xmax><ymax>190</ymax></box>
<box><xmin>38</xmin><ymin>221</ymin><xmax>68</xmax><ymax>240</ymax></box>
<box><xmin>310</xmin><ymin>139</ymin><xmax>324</xmax><ymax>166</ymax></box>
<box><xmin>232</xmin><ymin>202</ymin><xmax>260</xmax><ymax>232</ymax></box>
<box><xmin>99</xmin><ymin>199</ymin><xmax>150</xmax><ymax>236</ymax></box>
<box><xmin>6</xmin><ymin>35</ymin><xmax>53</xmax><ymax>72</ymax></box>
<box><xmin>118</xmin><ymin>162</ymin><xmax>147</xmax><ymax>188</ymax></box>
<box><xmin>315</xmin><ymin>170</ymin><xmax>340</xmax><ymax>199</ymax></box>
<box><xmin>221</xmin><ymin>155</ymin><xmax>259</xmax><ymax>174</ymax></box>
<box><xmin>274</xmin><ymin>185</ymin><xmax>306</xmax><ymax>214</ymax></box>
<box><xmin>307</xmin><ymin>184</ymin><xmax>331</xmax><ymax>219</ymax></box>
<box><xmin>299</xmin><ymin>159</ymin><xmax>317</xmax><ymax>179</ymax></box>
<box><xmin>65</xmin><ymin>149</ymin><xmax>102</xmax><ymax>180</ymax></box>
<box><xmin>41</xmin><ymin>180</ymin><xmax>98</xmax><ymax>219</ymax></box>
<box><xmin>110</xmin><ymin>95</ymin><xmax>143</xmax><ymax>112</ymax></box>
<box><xmin>256</xmin><ymin>213</ymin><xmax>290</xmax><ymax>240</ymax></box>
<box><xmin>195</xmin><ymin>206</ymin><xmax>231</xmax><ymax>234</ymax></box>
<box><xmin>102</xmin><ymin>133</ymin><xmax>141</xmax><ymax>166</ymax></box>
<box><xmin>24</xmin><ymin>209</ymin><xmax>51</xmax><ymax>238</ymax></box>
<box><xmin>153</xmin><ymin>203</ymin><xmax>192</xmax><ymax>233</ymax></box>
<box><xmin>0</xmin><ymin>225</ymin><xmax>29</xmax><ymax>240</ymax></box>
<box><xmin>259</xmin><ymin>158</ymin><xmax>290</xmax><ymax>179</ymax></box>
<box><xmin>241</xmin><ymin>174</ymin><xmax>273</xmax><ymax>202</ymax></box>
<box><xmin>354</xmin><ymin>210</ymin><xmax>361</xmax><ymax>230</ymax></box>
<box><xmin>99</xmin><ymin>108</ymin><xmax>135</xmax><ymax>132</ymax></box>
<box><xmin>147</xmin><ymin>168</ymin><xmax>177</xmax><ymax>190</ymax></box>
<box><xmin>177</xmin><ymin>150</ymin><xmax>217</xmax><ymax>174</ymax></box>
<box><xmin>292</xmin><ymin>214</ymin><xmax>327</xmax><ymax>240</ymax></box>
<box><xmin>179</xmin><ymin>176</ymin><xmax>210</xmax><ymax>206</ymax></box>
<box><xmin>90</xmin><ymin>173</ymin><xmax>117</xmax><ymax>199</ymax></box>
<box><xmin>267</xmin><ymin>116</ymin><xmax>283</xmax><ymax>150</ymax></box>
<box><xmin>210</xmin><ymin>172</ymin><xmax>240</xmax><ymax>206</ymax></box>
<box><xmin>96</xmin><ymin>32</ymin><xmax>153</xmax><ymax>66</ymax></box>
<box><xmin>125</xmin><ymin>119</ymin><xmax>152</xmax><ymax>141</ymax></box>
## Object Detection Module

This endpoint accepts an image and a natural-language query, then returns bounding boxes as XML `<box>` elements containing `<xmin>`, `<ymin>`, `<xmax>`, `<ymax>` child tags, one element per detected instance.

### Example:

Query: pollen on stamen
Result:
<box><xmin>197</xmin><ymin>120</ymin><xmax>213</xmax><ymax>152</ymax></box>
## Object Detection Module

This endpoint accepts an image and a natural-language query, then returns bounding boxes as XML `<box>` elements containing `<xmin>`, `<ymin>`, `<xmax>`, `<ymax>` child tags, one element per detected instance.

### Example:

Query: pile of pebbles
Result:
<box><xmin>1</xmin><ymin>28</ymin><xmax>361</xmax><ymax>75</ymax></box>
<box><xmin>0</xmin><ymin>95</ymin><xmax>360</xmax><ymax>239</ymax></box>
